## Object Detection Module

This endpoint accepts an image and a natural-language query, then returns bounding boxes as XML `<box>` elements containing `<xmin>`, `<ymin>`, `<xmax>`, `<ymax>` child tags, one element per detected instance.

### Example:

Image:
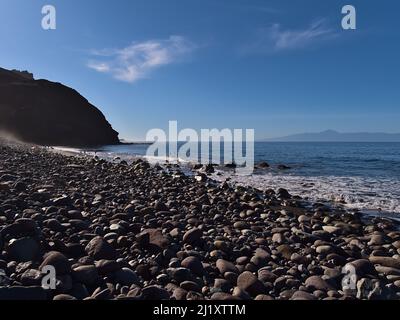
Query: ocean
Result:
<box><xmin>60</xmin><ymin>142</ymin><xmax>400</xmax><ymax>215</ymax></box>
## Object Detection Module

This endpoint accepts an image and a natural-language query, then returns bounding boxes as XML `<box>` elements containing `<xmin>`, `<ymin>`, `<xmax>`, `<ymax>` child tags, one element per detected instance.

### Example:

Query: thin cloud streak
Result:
<box><xmin>241</xmin><ymin>19</ymin><xmax>337</xmax><ymax>54</ymax></box>
<box><xmin>88</xmin><ymin>35</ymin><xmax>195</xmax><ymax>83</ymax></box>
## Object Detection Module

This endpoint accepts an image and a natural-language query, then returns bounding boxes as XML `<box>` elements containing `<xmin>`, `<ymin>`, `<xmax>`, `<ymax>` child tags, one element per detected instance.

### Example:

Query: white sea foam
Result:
<box><xmin>52</xmin><ymin>146</ymin><xmax>83</xmax><ymax>154</ymax></box>
<box><xmin>143</xmin><ymin>155</ymin><xmax>191</xmax><ymax>164</ymax></box>
<box><xmin>212</xmin><ymin>170</ymin><xmax>400</xmax><ymax>214</ymax></box>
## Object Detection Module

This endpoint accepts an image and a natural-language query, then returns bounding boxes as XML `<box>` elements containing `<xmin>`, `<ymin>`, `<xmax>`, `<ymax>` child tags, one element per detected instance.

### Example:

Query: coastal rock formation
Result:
<box><xmin>0</xmin><ymin>67</ymin><xmax>120</xmax><ymax>147</ymax></box>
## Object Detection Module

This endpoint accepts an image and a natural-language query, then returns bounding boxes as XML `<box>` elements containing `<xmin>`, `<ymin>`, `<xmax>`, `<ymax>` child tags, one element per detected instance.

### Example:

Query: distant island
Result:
<box><xmin>265</xmin><ymin>130</ymin><xmax>400</xmax><ymax>142</ymax></box>
<box><xmin>0</xmin><ymin>67</ymin><xmax>120</xmax><ymax>147</ymax></box>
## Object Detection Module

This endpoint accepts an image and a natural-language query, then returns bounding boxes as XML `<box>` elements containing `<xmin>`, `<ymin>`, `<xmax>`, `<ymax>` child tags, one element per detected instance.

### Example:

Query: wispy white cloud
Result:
<box><xmin>87</xmin><ymin>62</ymin><xmax>110</xmax><ymax>72</ymax></box>
<box><xmin>242</xmin><ymin>19</ymin><xmax>337</xmax><ymax>54</ymax></box>
<box><xmin>88</xmin><ymin>35</ymin><xmax>195</xmax><ymax>83</ymax></box>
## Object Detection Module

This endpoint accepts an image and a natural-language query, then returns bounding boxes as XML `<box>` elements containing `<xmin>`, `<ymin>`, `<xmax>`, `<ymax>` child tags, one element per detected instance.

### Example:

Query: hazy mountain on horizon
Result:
<box><xmin>265</xmin><ymin>130</ymin><xmax>400</xmax><ymax>142</ymax></box>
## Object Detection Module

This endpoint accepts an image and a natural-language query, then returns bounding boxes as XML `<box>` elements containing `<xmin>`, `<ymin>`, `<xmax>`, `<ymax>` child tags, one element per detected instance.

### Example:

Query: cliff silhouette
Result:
<box><xmin>0</xmin><ymin>67</ymin><xmax>120</xmax><ymax>147</ymax></box>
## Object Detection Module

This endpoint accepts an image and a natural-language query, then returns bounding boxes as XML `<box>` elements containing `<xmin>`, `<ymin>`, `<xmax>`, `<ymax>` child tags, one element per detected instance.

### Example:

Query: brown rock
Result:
<box><xmin>369</xmin><ymin>256</ymin><xmax>400</xmax><ymax>269</ymax></box>
<box><xmin>277</xmin><ymin>244</ymin><xmax>295</xmax><ymax>260</ymax></box>
<box><xmin>237</xmin><ymin>271</ymin><xmax>266</xmax><ymax>296</ymax></box>
<box><xmin>216</xmin><ymin>259</ymin><xmax>239</xmax><ymax>275</ymax></box>
<box><xmin>183</xmin><ymin>228</ymin><xmax>203</xmax><ymax>245</ymax></box>
<box><xmin>305</xmin><ymin>276</ymin><xmax>335</xmax><ymax>292</ymax></box>
<box><xmin>85</xmin><ymin>237</ymin><xmax>117</xmax><ymax>260</ymax></box>
<box><xmin>291</xmin><ymin>291</ymin><xmax>317</xmax><ymax>300</ymax></box>
<box><xmin>140</xmin><ymin>229</ymin><xmax>169</xmax><ymax>251</ymax></box>
<box><xmin>40</xmin><ymin>251</ymin><xmax>71</xmax><ymax>275</ymax></box>
<box><xmin>181</xmin><ymin>256</ymin><xmax>204</xmax><ymax>276</ymax></box>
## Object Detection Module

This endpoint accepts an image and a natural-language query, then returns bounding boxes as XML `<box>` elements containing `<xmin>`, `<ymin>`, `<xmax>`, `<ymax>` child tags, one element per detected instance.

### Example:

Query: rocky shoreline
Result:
<box><xmin>1</xmin><ymin>141</ymin><xmax>400</xmax><ymax>300</ymax></box>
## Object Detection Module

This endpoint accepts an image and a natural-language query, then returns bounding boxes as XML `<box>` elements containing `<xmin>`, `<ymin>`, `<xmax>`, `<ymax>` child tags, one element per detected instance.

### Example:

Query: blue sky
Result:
<box><xmin>1</xmin><ymin>0</ymin><xmax>399</xmax><ymax>140</ymax></box>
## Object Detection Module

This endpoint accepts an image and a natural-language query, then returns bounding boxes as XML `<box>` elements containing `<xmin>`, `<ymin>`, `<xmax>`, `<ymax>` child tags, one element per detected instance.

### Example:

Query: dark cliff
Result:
<box><xmin>0</xmin><ymin>67</ymin><xmax>120</xmax><ymax>147</ymax></box>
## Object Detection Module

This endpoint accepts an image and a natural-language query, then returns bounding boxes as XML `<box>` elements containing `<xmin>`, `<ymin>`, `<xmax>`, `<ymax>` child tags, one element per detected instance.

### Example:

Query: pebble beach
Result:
<box><xmin>1</xmin><ymin>141</ymin><xmax>400</xmax><ymax>300</ymax></box>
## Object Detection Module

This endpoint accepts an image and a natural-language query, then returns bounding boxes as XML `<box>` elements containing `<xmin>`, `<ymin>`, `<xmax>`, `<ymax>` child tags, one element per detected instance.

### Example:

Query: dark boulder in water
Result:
<box><xmin>256</xmin><ymin>161</ymin><xmax>270</xmax><ymax>169</ymax></box>
<box><xmin>225</xmin><ymin>162</ymin><xmax>237</xmax><ymax>169</ymax></box>
<box><xmin>203</xmin><ymin>164</ymin><xmax>215</xmax><ymax>174</ymax></box>
<box><xmin>0</xmin><ymin>67</ymin><xmax>120</xmax><ymax>147</ymax></box>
